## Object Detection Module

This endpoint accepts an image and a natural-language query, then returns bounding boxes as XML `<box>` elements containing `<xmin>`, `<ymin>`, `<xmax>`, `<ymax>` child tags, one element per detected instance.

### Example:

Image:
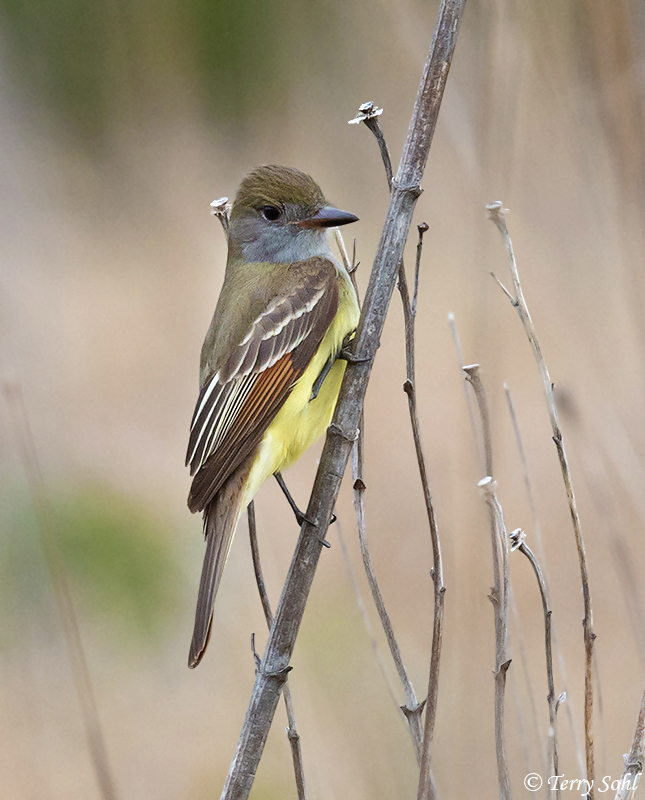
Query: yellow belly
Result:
<box><xmin>243</xmin><ymin>273</ymin><xmax>359</xmax><ymax>506</ymax></box>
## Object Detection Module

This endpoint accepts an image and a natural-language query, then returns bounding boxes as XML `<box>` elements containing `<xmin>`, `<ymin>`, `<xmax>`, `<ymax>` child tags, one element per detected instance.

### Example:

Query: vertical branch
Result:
<box><xmin>510</xmin><ymin>530</ymin><xmax>561</xmax><ymax>800</ymax></box>
<box><xmin>487</xmin><ymin>202</ymin><xmax>595</xmax><ymax>795</ymax></box>
<box><xmin>220</xmin><ymin>2</ymin><xmax>467</xmax><ymax>795</ymax></box>
<box><xmin>614</xmin><ymin>686</ymin><xmax>645</xmax><ymax>800</ymax></box>
<box><xmin>333</xmin><ymin>226</ymin><xmax>426</xmax><ymax>760</ymax></box>
<box><xmin>398</xmin><ymin>248</ymin><xmax>446</xmax><ymax>800</ymax></box>
<box><xmin>508</xmin><ymin>591</ymin><xmax>548</xmax><ymax>777</ymax></box>
<box><xmin>462</xmin><ymin>365</ymin><xmax>512</xmax><ymax>800</ymax></box>
<box><xmin>351</xmin><ymin>102</ymin><xmax>445</xmax><ymax>800</ymax></box>
<box><xmin>504</xmin><ymin>384</ymin><xmax>585</xmax><ymax>779</ymax></box>
<box><xmin>247</xmin><ymin>503</ymin><xmax>306</xmax><ymax>800</ymax></box>
<box><xmin>3</xmin><ymin>382</ymin><xmax>119</xmax><ymax>800</ymax></box>
<box><xmin>350</xmin><ymin>435</ymin><xmax>425</xmax><ymax>758</ymax></box>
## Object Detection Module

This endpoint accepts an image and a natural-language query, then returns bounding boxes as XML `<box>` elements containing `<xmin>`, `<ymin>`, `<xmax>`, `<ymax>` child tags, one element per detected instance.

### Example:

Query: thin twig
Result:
<box><xmin>210</xmin><ymin>197</ymin><xmax>232</xmax><ymax>238</ymax></box>
<box><xmin>334</xmin><ymin>227</ymin><xmax>426</xmax><ymax>760</ymax></box>
<box><xmin>504</xmin><ymin>384</ymin><xmax>585</xmax><ymax>779</ymax></box>
<box><xmin>399</xmin><ymin>254</ymin><xmax>445</xmax><ymax>800</ymax></box>
<box><xmin>350</xmin><ymin>436</ymin><xmax>425</xmax><ymax>757</ymax></box>
<box><xmin>508</xmin><ymin>588</ymin><xmax>548</xmax><ymax>778</ymax></box>
<box><xmin>353</xmin><ymin>105</ymin><xmax>445</xmax><ymax>800</ymax></box>
<box><xmin>3</xmin><ymin>382</ymin><xmax>119</xmax><ymax>800</ymax></box>
<box><xmin>487</xmin><ymin>201</ymin><xmax>595</xmax><ymax>795</ymax></box>
<box><xmin>412</xmin><ymin>223</ymin><xmax>429</xmax><ymax>321</ymax></box>
<box><xmin>247</xmin><ymin>503</ymin><xmax>306</xmax><ymax>800</ymax></box>
<box><xmin>462</xmin><ymin>364</ymin><xmax>512</xmax><ymax>800</ymax></box>
<box><xmin>220</xmin><ymin>2</ymin><xmax>467</xmax><ymax>795</ymax></box>
<box><xmin>510</xmin><ymin>529</ymin><xmax>560</xmax><ymax>800</ymax></box>
<box><xmin>614</xmin><ymin>685</ymin><xmax>645</xmax><ymax>800</ymax></box>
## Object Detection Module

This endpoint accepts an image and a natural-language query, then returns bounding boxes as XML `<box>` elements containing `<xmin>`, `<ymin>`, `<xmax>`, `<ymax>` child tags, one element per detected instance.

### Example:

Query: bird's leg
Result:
<box><xmin>274</xmin><ymin>472</ymin><xmax>316</xmax><ymax>527</ymax></box>
<box><xmin>274</xmin><ymin>472</ymin><xmax>334</xmax><ymax>546</ymax></box>
<box><xmin>310</xmin><ymin>336</ymin><xmax>371</xmax><ymax>404</ymax></box>
<box><xmin>310</xmin><ymin>353</ymin><xmax>336</xmax><ymax>401</ymax></box>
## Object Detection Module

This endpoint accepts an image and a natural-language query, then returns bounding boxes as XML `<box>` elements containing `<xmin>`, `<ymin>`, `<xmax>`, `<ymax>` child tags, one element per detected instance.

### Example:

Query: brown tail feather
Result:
<box><xmin>188</xmin><ymin>458</ymin><xmax>253</xmax><ymax>668</ymax></box>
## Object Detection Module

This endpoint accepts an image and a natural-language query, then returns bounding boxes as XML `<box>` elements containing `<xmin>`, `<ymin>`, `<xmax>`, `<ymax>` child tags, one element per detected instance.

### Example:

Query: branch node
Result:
<box><xmin>391</xmin><ymin>178</ymin><xmax>423</xmax><ymax>199</ymax></box>
<box><xmin>403</xmin><ymin>379</ymin><xmax>414</xmax><ymax>396</ymax></box>
<box><xmin>328</xmin><ymin>422</ymin><xmax>359</xmax><ymax>443</ymax></box>
<box><xmin>401</xmin><ymin>698</ymin><xmax>427</xmax><ymax>720</ymax></box>
<box><xmin>260</xmin><ymin>664</ymin><xmax>293</xmax><ymax>684</ymax></box>
<box><xmin>499</xmin><ymin>659</ymin><xmax>512</xmax><ymax>676</ymax></box>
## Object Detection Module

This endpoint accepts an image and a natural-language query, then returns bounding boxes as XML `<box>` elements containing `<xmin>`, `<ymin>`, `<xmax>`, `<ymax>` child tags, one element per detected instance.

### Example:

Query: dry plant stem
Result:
<box><xmin>487</xmin><ymin>202</ymin><xmax>595</xmax><ymax>795</ymax></box>
<box><xmin>398</xmin><ymin>260</ymin><xmax>445</xmax><ymax>800</ymax></box>
<box><xmin>340</xmin><ymin>220</ymin><xmax>426</xmax><ymax>751</ymax></box>
<box><xmin>463</xmin><ymin>365</ymin><xmax>512</xmax><ymax>800</ymax></box>
<box><xmin>505</xmin><ymin>384</ymin><xmax>584</xmax><ymax>778</ymax></box>
<box><xmin>614</xmin><ymin>685</ymin><xmax>645</xmax><ymax>800</ymax></box>
<box><xmin>350</xmin><ymin>436</ymin><xmax>425</xmax><ymax>759</ymax></box>
<box><xmin>335</xmin><ymin>228</ymin><xmax>432</xmax><ymax>781</ymax></box>
<box><xmin>509</xmin><ymin>590</ymin><xmax>547</xmax><ymax>776</ymax></box>
<box><xmin>514</xmin><ymin>536</ymin><xmax>560</xmax><ymax>800</ymax></box>
<box><xmin>247</xmin><ymin>503</ymin><xmax>305</xmax><ymax>800</ymax></box>
<box><xmin>3</xmin><ymin>383</ymin><xmax>119</xmax><ymax>800</ymax></box>
<box><xmin>412</xmin><ymin>222</ymin><xmax>429</xmax><ymax>320</ymax></box>
<box><xmin>219</xmin><ymin>3</ymin><xmax>466</xmax><ymax>796</ymax></box>
<box><xmin>359</xmin><ymin>105</ymin><xmax>445</xmax><ymax>800</ymax></box>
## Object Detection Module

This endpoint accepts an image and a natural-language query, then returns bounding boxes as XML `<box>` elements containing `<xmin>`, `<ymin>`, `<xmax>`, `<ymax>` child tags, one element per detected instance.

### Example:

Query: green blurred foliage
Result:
<box><xmin>0</xmin><ymin>485</ymin><xmax>181</xmax><ymax>649</ymax></box>
<box><xmin>0</xmin><ymin>0</ymin><xmax>345</xmax><ymax>144</ymax></box>
<box><xmin>0</xmin><ymin>0</ymin><xmax>112</xmax><ymax>142</ymax></box>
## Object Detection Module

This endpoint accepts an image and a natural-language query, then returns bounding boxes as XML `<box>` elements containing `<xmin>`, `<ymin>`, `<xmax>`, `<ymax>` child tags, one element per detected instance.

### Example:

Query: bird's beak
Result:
<box><xmin>298</xmin><ymin>206</ymin><xmax>359</xmax><ymax>229</ymax></box>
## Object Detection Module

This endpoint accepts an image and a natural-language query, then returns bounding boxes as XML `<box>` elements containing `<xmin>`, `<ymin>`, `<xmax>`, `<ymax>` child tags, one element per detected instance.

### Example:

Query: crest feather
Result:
<box><xmin>232</xmin><ymin>165</ymin><xmax>326</xmax><ymax>217</ymax></box>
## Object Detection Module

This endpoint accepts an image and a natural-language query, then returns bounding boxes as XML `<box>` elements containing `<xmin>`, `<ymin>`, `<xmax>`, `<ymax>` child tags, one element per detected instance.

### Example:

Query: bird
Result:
<box><xmin>186</xmin><ymin>164</ymin><xmax>360</xmax><ymax>667</ymax></box>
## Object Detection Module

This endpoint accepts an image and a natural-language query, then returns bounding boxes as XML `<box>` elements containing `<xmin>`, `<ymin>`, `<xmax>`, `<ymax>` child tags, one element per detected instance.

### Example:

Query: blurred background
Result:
<box><xmin>1</xmin><ymin>0</ymin><xmax>645</xmax><ymax>797</ymax></box>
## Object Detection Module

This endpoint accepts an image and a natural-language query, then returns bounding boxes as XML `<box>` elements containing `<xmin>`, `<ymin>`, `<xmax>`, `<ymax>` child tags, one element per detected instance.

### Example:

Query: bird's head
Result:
<box><xmin>228</xmin><ymin>165</ymin><xmax>358</xmax><ymax>263</ymax></box>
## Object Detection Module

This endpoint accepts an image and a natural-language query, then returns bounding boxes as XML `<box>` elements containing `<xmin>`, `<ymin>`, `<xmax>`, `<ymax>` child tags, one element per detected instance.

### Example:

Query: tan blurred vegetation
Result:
<box><xmin>1</xmin><ymin>0</ymin><xmax>645</xmax><ymax>797</ymax></box>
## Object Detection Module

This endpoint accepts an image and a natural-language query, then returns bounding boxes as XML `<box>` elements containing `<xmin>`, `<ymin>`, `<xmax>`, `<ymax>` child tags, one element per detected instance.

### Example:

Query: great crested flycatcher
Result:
<box><xmin>186</xmin><ymin>165</ymin><xmax>359</xmax><ymax>667</ymax></box>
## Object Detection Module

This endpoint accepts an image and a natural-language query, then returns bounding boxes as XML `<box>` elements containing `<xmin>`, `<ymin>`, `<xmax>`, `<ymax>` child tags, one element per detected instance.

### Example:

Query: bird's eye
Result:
<box><xmin>261</xmin><ymin>205</ymin><xmax>281</xmax><ymax>222</ymax></box>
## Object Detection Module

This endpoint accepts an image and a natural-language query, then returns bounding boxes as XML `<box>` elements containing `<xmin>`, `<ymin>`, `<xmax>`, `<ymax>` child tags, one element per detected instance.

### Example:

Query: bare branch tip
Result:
<box><xmin>348</xmin><ymin>101</ymin><xmax>384</xmax><ymax>124</ymax></box>
<box><xmin>486</xmin><ymin>201</ymin><xmax>508</xmax><ymax>221</ymax></box>
<box><xmin>210</xmin><ymin>196</ymin><xmax>231</xmax><ymax>215</ymax></box>
<box><xmin>509</xmin><ymin>528</ymin><xmax>526</xmax><ymax>552</ymax></box>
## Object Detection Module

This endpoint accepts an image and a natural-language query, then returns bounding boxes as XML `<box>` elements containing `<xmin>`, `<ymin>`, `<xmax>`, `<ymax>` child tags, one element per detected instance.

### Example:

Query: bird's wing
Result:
<box><xmin>186</xmin><ymin>257</ymin><xmax>339</xmax><ymax>513</ymax></box>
